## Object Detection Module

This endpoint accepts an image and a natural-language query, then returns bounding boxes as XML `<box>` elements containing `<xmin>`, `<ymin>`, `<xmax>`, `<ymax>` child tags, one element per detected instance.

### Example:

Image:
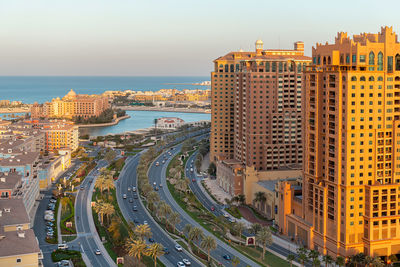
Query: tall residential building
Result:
<box><xmin>284</xmin><ymin>26</ymin><xmax>400</xmax><ymax>258</ymax></box>
<box><xmin>212</xmin><ymin>41</ymin><xmax>310</xmax><ymax>197</ymax></box>
<box><xmin>31</xmin><ymin>89</ymin><xmax>110</xmax><ymax>120</ymax></box>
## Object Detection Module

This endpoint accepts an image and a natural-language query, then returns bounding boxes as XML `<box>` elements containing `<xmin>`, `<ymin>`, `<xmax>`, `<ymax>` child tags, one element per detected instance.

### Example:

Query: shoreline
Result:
<box><xmin>77</xmin><ymin>115</ymin><xmax>130</xmax><ymax>128</ymax></box>
<box><xmin>119</xmin><ymin>106</ymin><xmax>210</xmax><ymax>114</ymax></box>
<box><xmin>0</xmin><ymin>107</ymin><xmax>31</xmax><ymax>114</ymax></box>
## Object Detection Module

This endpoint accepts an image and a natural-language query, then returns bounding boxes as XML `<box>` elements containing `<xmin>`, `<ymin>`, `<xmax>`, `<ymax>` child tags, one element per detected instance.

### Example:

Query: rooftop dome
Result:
<box><xmin>66</xmin><ymin>89</ymin><xmax>77</xmax><ymax>97</ymax></box>
<box><xmin>255</xmin><ymin>39</ymin><xmax>264</xmax><ymax>45</ymax></box>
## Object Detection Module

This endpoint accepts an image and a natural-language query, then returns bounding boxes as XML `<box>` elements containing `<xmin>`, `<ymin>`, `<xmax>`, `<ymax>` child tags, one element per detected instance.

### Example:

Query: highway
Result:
<box><xmin>116</xmin><ymin>153</ymin><xmax>203</xmax><ymax>267</ymax></box>
<box><xmin>72</xmin><ymin>159</ymin><xmax>117</xmax><ymax>267</ymax></box>
<box><xmin>148</xmin><ymin>137</ymin><xmax>262</xmax><ymax>267</ymax></box>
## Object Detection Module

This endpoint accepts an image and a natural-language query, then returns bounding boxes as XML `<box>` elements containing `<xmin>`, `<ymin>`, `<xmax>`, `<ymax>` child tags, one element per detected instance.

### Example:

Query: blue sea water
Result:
<box><xmin>0</xmin><ymin>76</ymin><xmax>210</xmax><ymax>104</ymax></box>
<box><xmin>80</xmin><ymin>110</ymin><xmax>210</xmax><ymax>136</ymax></box>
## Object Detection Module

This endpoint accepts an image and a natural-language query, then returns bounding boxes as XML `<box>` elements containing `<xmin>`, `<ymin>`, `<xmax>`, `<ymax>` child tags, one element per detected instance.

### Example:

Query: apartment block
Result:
<box><xmin>284</xmin><ymin>26</ymin><xmax>400</xmax><ymax>258</ymax></box>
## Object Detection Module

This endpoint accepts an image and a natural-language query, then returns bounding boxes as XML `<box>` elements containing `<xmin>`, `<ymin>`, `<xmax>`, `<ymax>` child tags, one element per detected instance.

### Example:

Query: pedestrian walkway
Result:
<box><xmin>238</xmin><ymin>206</ymin><xmax>270</xmax><ymax>226</ymax></box>
<box><xmin>57</xmin><ymin>202</ymin><xmax>62</xmax><ymax>243</ymax></box>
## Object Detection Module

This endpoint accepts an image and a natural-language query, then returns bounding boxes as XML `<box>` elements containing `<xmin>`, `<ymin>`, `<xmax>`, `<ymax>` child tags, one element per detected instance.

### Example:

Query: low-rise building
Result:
<box><xmin>156</xmin><ymin>117</ymin><xmax>185</xmax><ymax>130</ymax></box>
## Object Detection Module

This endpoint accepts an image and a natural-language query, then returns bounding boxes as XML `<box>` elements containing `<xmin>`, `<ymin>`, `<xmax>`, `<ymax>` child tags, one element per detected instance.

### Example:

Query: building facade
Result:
<box><xmin>31</xmin><ymin>89</ymin><xmax>110</xmax><ymax>120</ymax></box>
<box><xmin>285</xmin><ymin>26</ymin><xmax>400</xmax><ymax>258</ymax></box>
<box><xmin>211</xmin><ymin>40</ymin><xmax>311</xmax><ymax>199</ymax></box>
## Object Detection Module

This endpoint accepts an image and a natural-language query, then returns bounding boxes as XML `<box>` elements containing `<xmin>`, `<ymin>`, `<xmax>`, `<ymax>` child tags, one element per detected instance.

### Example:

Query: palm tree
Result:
<box><xmin>350</xmin><ymin>253</ymin><xmax>366</xmax><ymax>267</ymax></box>
<box><xmin>322</xmin><ymin>254</ymin><xmax>333</xmax><ymax>267</ymax></box>
<box><xmin>157</xmin><ymin>202</ymin><xmax>172</xmax><ymax>224</ymax></box>
<box><xmin>232</xmin><ymin>256</ymin><xmax>240</xmax><ymax>267</ymax></box>
<box><xmin>189</xmin><ymin>227</ymin><xmax>204</xmax><ymax>246</ymax></box>
<box><xmin>335</xmin><ymin>256</ymin><xmax>345</xmax><ymax>267</ymax></box>
<box><xmin>287</xmin><ymin>254</ymin><xmax>296</xmax><ymax>267</ymax></box>
<box><xmin>94</xmin><ymin>176</ymin><xmax>106</xmax><ymax>194</ymax></box>
<box><xmin>364</xmin><ymin>255</ymin><xmax>373</xmax><ymax>267</ymax></box>
<box><xmin>234</xmin><ymin>221</ymin><xmax>246</xmax><ymax>239</ymax></box>
<box><xmin>103</xmin><ymin>177</ymin><xmax>115</xmax><ymax>194</ymax></box>
<box><xmin>146</xmin><ymin>243</ymin><xmax>164</xmax><ymax>267</ymax></box>
<box><xmin>254</xmin><ymin>191</ymin><xmax>266</xmax><ymax>212</ymax></box>
<box><xmin>175</xmin><ymin>179</ymin><xmax>188</xmax><ymax>195</ymax></box>
<box><xmin>94</xmin><ymin>200</ymin><xmax>106</xmax><ymax>224</ymax></box>
<box><xmin>237</xmin><ymin>194</ymin><xmax>245</xmax><ymax>205</ymax></box>
<box><xmin>134</xmin><ymin>224</ymin><xmax>152</xmax><ymax>241</ymax></box>
<box><xmin>168</xmin><ymin>211</ymin><xmax>181</xmax><ymax>233</ymax></box>
<box><xmin>125</xmin><ymin>237</ymin><xmax>147</xmax><ymax>265</ymax></box>
<box><xmin>147</xmin><ymin>191</ymin><xmax>160</xmax><ymax>211</ymax></box>
<box><xmin>297</xmin><ymin>247</ymin><xmax>309</xmax><ymax>267</ymax></box>
<box><xmin>142</xmin><ymin>183</ymin><xmax>153</xmax><ymax>197</ymax></box>
<box><xmin>249</xmin><ymin>223</ymin><xmax>262</xmax><ymax>236</ymax></box>
<box><xmin>200</xmin><ymin>235</ymin><xmax>217</xmax><ymax>262</ymax></box>
<box><xmin>371</xmin><ymin>256</ymin><xmax>384</xmax><ymax>267</ymax></box>
<box><xmin>389</xmin><ymin>254</ymin><xmax>398</xmax><ymax>265</ymax></box>
<box><xmin>102</xmin><ymin>202</ymin><xmax>115</xmax><ymax>225</ymax></box>
<box><xmin>308</xmin><ymin>250</ymin><xmax>320</xmax><ymax>267</ymax></box>
<box><xmin>256</xmin><ymin>226</ymin><xmax>272</xmax><ymax>260</ymax></box>
<box><xmin>184</xmin><ymin>224</ymin><xmax>193</xmax><ymax>235</ymax></box>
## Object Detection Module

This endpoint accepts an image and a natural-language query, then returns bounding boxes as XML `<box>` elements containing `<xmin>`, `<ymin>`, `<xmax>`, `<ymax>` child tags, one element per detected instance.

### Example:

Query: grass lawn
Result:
<box><xmin>233</xmin><ymin>244</ymin><xmax>290</xmax><ymax>267</ymax></box>
<box><xmin>51</xmin><ymin>249</ymin><xmax>86</xmax><ymax>267</ymax></box>
<box><xmin>60</xmin><ymin>196</ymin><xmax>76</xmax><ymax>235</ymax></box>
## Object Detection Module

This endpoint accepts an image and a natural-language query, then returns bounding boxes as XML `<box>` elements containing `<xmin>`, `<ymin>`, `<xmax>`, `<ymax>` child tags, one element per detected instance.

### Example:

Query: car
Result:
<box><xmin>57</xmin><ymin>244</ymin><xmax>68</xmax><ymax>250</ymax></box>
<box><xmin>148</xmin><ymin>238</ymin><xmax>155</xmax><ymax>243</ymax></box>
<box><xmin>132</xmin><ymin>206</ymin><xmax>138</xmax><ymax>211</ymax></box>
<box><xmin>211</xmin><ymin>206</ymin><xmax>215</xmax><ymax>211</ymax></box>
<box><xmin>156</xmin><ymin>162</ymin><xmax>160</xmax><ymax>166</ymax></box>
<box><xmin>49</xmin><ymin>199</ymin><xmax>57</xmax><ymax>203</ymax></box>
<box><xmin>175</xmin><ymin>244</ymin><xmax>183</xmax><ymax>252</ymax></box>
<box><xmin>153</xmin><ymin>182</ymin><xmax>156</xmax><ymax>186</ymax></box>
<box><xmin>228</xmin><ymin>218</ymin><xmax>235</xmax><ymax>223</ymax></box>
<box><xmin>129</xmin><ymin>198</ymin><xmax>133</xmax><ymax>203</ymax></box>
<box><xmin>128</xmin><ymin>187</ymin><xmax>131</xmax><ymax>191</ymax></box>
<box><xmin>190</xmin><ymin>168</ymin><xmax>193</xmax><ymax>172</ymax></box>
<box><xmin>159</xmin><ymin>184</ymin><xmax>163</xmax><ymax>188</ymax></box>
<box><xmin>154</xmin><ymin>187</ymin><xmax>159</xmax><ymax>191</ymax></box>
<box><xmin>182</xmin><ymin>259</ymin><xmax>191</xmax><ymax>265</ymax></box>
<box><xmin>177</xmin><ymin>262</ymin><xmax>185</xmax><ymax>267</ymax></box>
<box><xmin>162</xmin><ymin>247</ymin><xmax>169</xmax><ymax>254</ymax></box>
<box><xmin>132</xmin><ymin>187</ymin><xmax>136</xmax><ymax>192</ymax></box>
<box><xmin>143</xmin><ymin>221</ymin><xmax>148</xmax><ymax>225</ymax></box>
<box><xmin>133</xmin><ymin>194</ymin><xmax>138</xmax><ymax>199</ymax></box>
<box><xmin>95</xmin><ymin>249</ymin><xmax>101</xmax><ymax>255</ymax></box>
<box><xmin>192</xmin><ymin>178</ymin><xmax>196</xmax><ymax>182</ymax></box>
<box><xmin>223</xmin><ymin>213</ymin><xmax>229</xmax><ymax>218</ymax></box>
<box><xmin>123</xmin><ymin>194</ymin><xmax>127</xmax><ymax>199</ymax></box>
<box><xmin>133</xmin><ymin>219</ymin><xmax>139</xmax><ymax>224</ymax></box>
<box><xmin>168</xmin><ymin>152</ymin><xmax>172</xmax><ymax>155</ymax></box>
<box><xmin>223</xmin><ymin>255</ymin><xmax>231</xmax><ymax>260</ymax></box>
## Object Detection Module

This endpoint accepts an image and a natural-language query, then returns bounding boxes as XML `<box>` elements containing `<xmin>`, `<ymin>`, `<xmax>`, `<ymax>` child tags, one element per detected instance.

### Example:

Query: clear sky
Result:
<box><xmin>0</xmin><ymin>0</ymin><xmax>399</xmax><ymax>76</ymax></box>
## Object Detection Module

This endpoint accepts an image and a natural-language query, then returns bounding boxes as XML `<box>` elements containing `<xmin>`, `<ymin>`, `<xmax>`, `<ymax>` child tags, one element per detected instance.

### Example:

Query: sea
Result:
<box><xmin>0</xmin><ymin>76</ymin><xmax>210</xmax><ymax>103</ymax></box>
<box><xmin>0</xmin><ymin>76</ymin><xmax>211</xmax><ymax>136</ymax></box>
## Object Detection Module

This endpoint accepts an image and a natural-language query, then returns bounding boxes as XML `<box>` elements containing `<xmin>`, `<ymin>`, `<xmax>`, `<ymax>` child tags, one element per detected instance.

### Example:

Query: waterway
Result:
<box><xmin>79</xmin><ymin>110</ymin><xmax>210</xmax><ymax>136</ymax></box>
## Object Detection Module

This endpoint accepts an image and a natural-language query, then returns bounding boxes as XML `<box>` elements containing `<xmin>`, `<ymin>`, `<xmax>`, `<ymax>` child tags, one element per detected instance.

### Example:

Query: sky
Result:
<box><xmin>0</xmin><ymin>0</ymin><xmax>399</xmax><ymax>76</ymax></box>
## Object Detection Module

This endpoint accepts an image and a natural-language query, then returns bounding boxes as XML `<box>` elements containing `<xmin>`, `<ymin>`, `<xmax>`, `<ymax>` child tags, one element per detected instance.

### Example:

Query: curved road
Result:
<box><xmin>148</xmin><ymin>138</ymin><xmax>262</xmax><ymax>267</ymax></box>
<box><xmin>116</xmin><ymin>153</ymin><xmax>204</xmax><ymax>267</ymax></box>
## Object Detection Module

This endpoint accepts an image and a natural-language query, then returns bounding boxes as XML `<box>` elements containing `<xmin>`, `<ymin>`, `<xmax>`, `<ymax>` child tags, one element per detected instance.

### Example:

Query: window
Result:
<box><xmin>396</xmin><ymin>54</ymin><xmax>400</xmax><ymax>71</ymax></box>
<box><xmin>17</xmin><ymin>259</ymin><xmax>21</xmax><ymax>263</ymax></box>
<box><xmin>360</xmin><ymin>55</ymin><xmax>366</xmax><ymax>63</ymax></box>
<box><xmin>352</xmin><ymin>54</ymin><xmax>357</xmax><ymax>63</ymax></box>
<box><xmin>388</xmin><ymin>56</ymin><xmax>393</xmax><ymax>71</ymax></box>
<box><xmin>360</xmin><ymin>76</ymin><xmax>366</xmax><ymax>81</ymax></box>
<box><xmin>279</xmin><ymin>62</ymin><xmax>283</xmax><ymax>73</ymax></box>
<box><xmin>369</xmin><ymin>76</ymin><xmax>375</xmax><ymax>81</ymax></box>
<box><xmin>369</xmin><ymin>52</ymin><xmax>375</xmax><ymax>70</ymax></box>
<box><xmin>265</xmin><ymin>62</ymin><xmax>270</xmax><ymax>72</ymax></box>
<box><xmin>346</xmin><ymin>54</ymin><xmax>350</xmax><ymax>64</ymax></box>
<box><xmin>225</xmin><ymin>64</ymin><xmax>229</xmax><ymax>72</ymax></box>
<box><xmin>378</xmin><ymin>52</ymin><xmax>383</xmax><ymax>71</ymax></box>
<box><xmin>272</xmin><ymin>62</ymin><xmax>277</xmax><ymax>72</ymax></box>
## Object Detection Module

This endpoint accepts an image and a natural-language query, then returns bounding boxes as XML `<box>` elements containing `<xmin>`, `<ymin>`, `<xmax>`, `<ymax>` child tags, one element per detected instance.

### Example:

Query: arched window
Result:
<box><xmin>317</xmin><ymin>56</ymin><xmax>321</xmax><ymax>64</ymax></box>
<box><xmin>323</xmin><ymin>57</ymin><xmax>326</xmax><ymax>65</ymax></box>
<box><xmin>369</xmin><ymin>52</ymin><xmax>375</xmax><ymax>71</ymax></box>
<box><xmin>395</xmin><ymin>54</ymin><xmax>400</xmax><ymax>71</ymax></box>
<box><xmin>230</xmin><ymin>64</ymin><xmax>234</xmax><ymax>72</ymax></box>
<box><xmin>284</xmin><ymin>63</ymin><xmax>287</xmax><ymax>72</ymax></box>
<box><xmin>360</xmin><ymin>76</ymin><xmax>366</xmax><ymax>81</ymax></box>
<box><xmin>340</xmin><ymin>55</ymin><xmax>344</xmax><ymax>64</ymax></box>
<box><xmin>369</xmin><ymin>76</ymin><xmax>375</xmax><ymax>81</ymax></box>
<box><xmin>297</xmin><ymin>63</ymin><xmax>302</xmax><ymax>73</ymax></box>
<box><xmin>395</xmin><ymin>76</ymin><xmax>400</xmax><ymax>82</ymax></box>
<box><xmin>342</xmin><ymin>76</ymin><xmax>346</xmax><ymax>81</ymax></box>
<box><xmin>327</xmin><ymin>56</ymin><xmax>331</xmax><ymax>65</ymax></box>
<box><xmin>265</xmin><ymin>62</ymin><xmax>270</xmax><ymax>72</ymax></box>
<box><xmin>290</xmin><ymin>62</ymin><xmax>295</xmax><ymax>72</ymax></box>
<box><xmin>351</xmin><ymin>76</ymin><xmax>357</xmax><ymax>81</ymax></box>
<box><xmin>235</xmin><ymin>64</ymin><xmax>240</xmax><ymax>71</ymax></box>
<box><xmin>378</xmin><ymin>52</ymin><xmax>383</xmax><ymax>71</ymax></box>
<box><xmin>378</xmin><ymin>76</ymin><xmax>383</xmax><ymax>81</ymax></box>
<box><xmin>224</xmin><ymin>64</ymin><xmax>229</xmax><ymax>72</ymax></box>
<box><xmin>272</xmin><ymin>62</ymin><xmax>277</xmax><ymax>72</ymax></box>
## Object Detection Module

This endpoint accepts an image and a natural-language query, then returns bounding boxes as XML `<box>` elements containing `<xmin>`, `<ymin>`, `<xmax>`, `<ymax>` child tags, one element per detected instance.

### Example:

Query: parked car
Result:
<box><xmin>57</xmin><ymin>244</ymin><xmax>68</xmax><ymax>250</ymax></box>
<box><xmin>175</xmin><ymin>244</ymin><xmax>183</xmax><ymax>252</ymax></box>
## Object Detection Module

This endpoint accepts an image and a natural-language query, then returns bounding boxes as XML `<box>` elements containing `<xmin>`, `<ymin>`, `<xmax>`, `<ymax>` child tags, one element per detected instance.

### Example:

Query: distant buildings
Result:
<box><xmin>156</xmin><ymin>117</ymin><xmax>185</xmax><ymax>130</ymax></box>
<box><xmin>31</xmin><ymin>89</ymin><xmax>110</xmax><ymax>120</ymax></box>
<box><xmin>128</xmin><ymin>89</ymin><xmax>211</xmax><ymax>103</ymax></box>
<box><xmin>280</xmin><ymin>26</ymin><xmax>400</xmax><ymax>259</ymax></box>
<box><xmin>210</xmin><ymin>40</ymin><xmax>311</xmax><ymax>206</ymax></box>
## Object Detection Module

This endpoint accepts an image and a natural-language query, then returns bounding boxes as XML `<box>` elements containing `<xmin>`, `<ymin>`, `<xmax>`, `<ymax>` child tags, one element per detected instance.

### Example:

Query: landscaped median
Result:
<box><xmin>91</xmin><ymin>158</ymin><xmax>165</xmax><ymax>267</ymax></box>
<box><xmin>52</xmin><ymin>249</ymin><xmax>85</xmax><ymax>267</ymax></box>
<box><xmin>166</xmin><ymin>143</ymin><xmax>290</xmax><ymax>267</ymax></box>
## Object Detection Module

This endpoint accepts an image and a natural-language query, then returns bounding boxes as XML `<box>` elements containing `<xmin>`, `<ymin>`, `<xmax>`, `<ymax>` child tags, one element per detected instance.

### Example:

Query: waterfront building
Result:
<box><xmin>211</xmin><ymin>40</ymin><xmax>311</xmax><ymax>201</ymax></box>
<box><xmin>31</xmin><ymin>89</ymin><xmax>110</xmax><ymax>120</ymax></box>
<box><xmin>0</xmin><ymin>198</ymin><xmax>41</xmax><ymax>267</ymax></box>
<box><xmin>283</xmin><ymin>26</ymin><xmax>400</xmax><ymax>258</ymax></box>
<box><xmin>156</xmin><ymin>117</ymin><xmax>185</xmax><ymax>130</ymax></box>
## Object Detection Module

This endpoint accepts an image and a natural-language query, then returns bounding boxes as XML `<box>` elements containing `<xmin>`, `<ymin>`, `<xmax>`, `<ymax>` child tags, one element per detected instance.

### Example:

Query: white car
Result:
<box><xmin>143</xmin><ymin>221</ymin><xmax>148</xmax><ymax>225</ymax></box>
<box><xmin>123</xmin><ymin>194</ymin><xmax>127</xmax><ymax>199</ymax></box>
<box><xmin>182</xmin><ymin>259</ymin><xmax>191</xmax><ymax>265</ymax></box>
<box><xmin>128</xmin><ymin>187</ymin><xmax>131</xmax><ymax>191</ymax></box>
<box><xmin>177</xmin><ymin>262</ymin><xmax>185</xmax><ymax>267</ymax></box>
<box><xmin>132</xmin><ymin>186</ymin><xmax>137</xmax><ymax>192</ymax></box>
<box><xmin>223</xmin><ymin>213</ymin><xmax>229</xmax><ymax>218</ymax></box>
<box><xmin>153</xmin><ymin>182</ymin><xmax>156</xmax><ymax>186</ymax></box>
<box><xmin>175</xmin><ymin>244</ymin><xmax>183</xmax><ymax>252</ymax></box>
<box><xmin>95</xmin><ymin>249</ymin><xmax>101</xmax><ymax>255</ymax></box>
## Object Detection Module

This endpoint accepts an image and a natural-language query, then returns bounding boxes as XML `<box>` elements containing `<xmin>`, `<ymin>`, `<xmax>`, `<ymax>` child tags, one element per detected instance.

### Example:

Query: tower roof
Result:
<box><xmin>66</xmin><ymin>89</ymin><xmax>77</xmax><ymax>97</ymax></box>
<box><xmin>255</xmin><ymin>39</ymin><xmax>264</xmax><ymax>45</ymax></box>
